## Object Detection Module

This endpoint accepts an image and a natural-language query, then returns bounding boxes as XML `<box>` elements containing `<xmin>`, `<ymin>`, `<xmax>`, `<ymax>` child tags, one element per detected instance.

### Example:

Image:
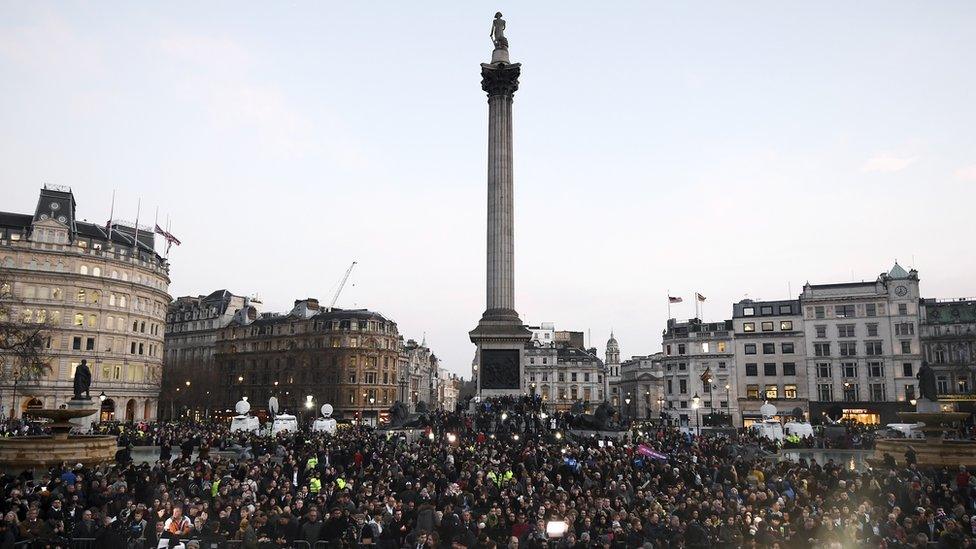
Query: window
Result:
<box><xmin>85</xmin><ymin>337</ymin><xmax>94</xmax><ymax>351</ymax></box>
<box><xmin>898</xmin><ymin>303</ymin><xmax>908</xmax><ymax>316</ymax></box>
<box><xmin>934</xmin><ymin>348</ymin><xmax>947</xmax><ymax>363</ymax></box>
<box><xmin>783</xmin><ymin>362</ymin><xmax>796</xmax><ymax>376</ymax></box>
<box><xmin>743</xmin><ymin>322</ymin><xmax>755</xmax><ymax>333</ymax></box>
<box><xmin>571</xmin><ymin>372</ymin><xmax>578</xmax><ymax>382</ymax></box>
<box><xmin>678</xmin><ymin>363</ymin><xmax>687</xmax><ymax>371</ymax></box>
<box><xmin>678</xmin><ymin>344</ymin><xmax>686</xmax><ymax>355</ymax></box>
<box><xmin>839</xmin><ymin>342</ymin><xmax>857</xmax><ymax>356</ymax></box>
<box><xmin>87</xmin><ymin>314</ymin><xmax>96</xmax><ymax>328</ymax></box>
<box><xmin>747</xmin><ymin>385</ymin><xmax>760</xmax><ymax>399</ymax></box>
<box><xmin>558</xmin><ymin>372</ymin><xmax>565</xmax><ymax>382</ymax></box>
<box><xmin>583</xmin><ymin>373</ymin><xmax>590</xmax><ymax>382</ymax></box>
<box><xmin>842</xmin><ymin>362</ymin><xmax>858</xmax><ymax>378</ymax></box>
<box><xmin>817</xmin><ymin>363</ymin><xmax>831</xmax><ymax>378</ymax></box>
<box><xmin>895</xmin><ymin>323</ymin><xmax>915</xmax><ymax>336</ymax></box>
<box><xmin>867</xmin><ymin>323</ymin><xmax>878</xmax><ymax>337</ymax></box>
<box><xmin>779</xmin><ymin>304</ymin><xmax>792</xmax><ymax>314</ymax></box>
<box><xmin>865</xmin><ymin>303</ymin><xmax>877</xmax><ymax>317</ymax></box>
<box><xmin>744</xmin><ymin>344</ymin><xmax>757</xmax><ymax>355</ymax></box>
<box><xmin>937</xmin><ymin>376</ymin><xmax>949</xmax><ymax>394</ymax></box>
<box><xmin>76</xmin><ymin>289</ymin><xmax>85</xmax><ymax>302</ymax></box>
<box><xmin>843</xmin><ymin>383</ymin><xmax>859</xmax><ymax>402</ymax></box>
<box><xmin>745</xmin><ymin>363</ymin><xmax>758</xmax><ymax>376</ymax></box>
<box><xmin>865</xmin><ymin>341</ymin><xmax>882</xmax><ymax>356</ymax></box>
<box><xmin>743</xmin><ymin>307</ymin><xmax>755</xmax><ymax>316</ymax></box>
<box><xmin>818</xmin><ymin>383</ymin><xmax>833</xmax><ymax>402</ymax></box>
<box><xmin>764</xmin><ymin>363</ymin><xmax>777</xmax><ymax>376</ymax></box>
<box><xmin>679</xmin><ymin>379</ymin><xmax>687</xmax><ymax>394</ymax></box>
<box><xmin>868</xmin><ymin>362</ymin><xmax>884</xmax><ymax>378</ymax></box>
<box><xmin>72</xmin><ymin>336</ymin><xmax>82</xmax><ymax>350</ymax></box>
<box><xmin>718</xmin><ymin>361</ymin><xmax>727</xmax><ymax>369</ymax></box>
<box><xmin>870</xmin><ymin>383</ymin><xmax>886</xmax><ymax>401</ymax></box>
<box><xmin>79</xmin><ymin>265</ymin><xmax>88</xmax><ymax>275</ymax></box>
<box><xmin>780</xmin><ymin>321</ymin><xmax>793</xmax><ymax>331</ymax></box>
<box><xmin>814</xmin><ymin>343</ymin><xmax>830</xmax><ymax>357</ymax></box>
<box><xmin>781</xmin><ymin>342</ymin><xmax>795</xmax><ymax>354</ymax></box>
<box><xmin>761</xmin><ymin>321</ymin><xmax>773</xmax><ymax>332</ymax></box>
<box><xmin>900</xmin><ymin>341</ymin><xmax>912</xmax><ymax>354</ymax></box>
<box><xmin>701</xmin><ymin>342</ymin><xmax>710</xmax><ymax>353</ymax></box>
<box><xmin>717</xmin><ymin>342</ymin><xmax>726</xmax><ymax>352</ymax></box>
<box><xmin>762</xmin><ymin>343</ymin><xmax>775</xmax><ymax>354</ymax></box>
<box><xmin>784</xmin><ymin>384</ymin><xmax>797</xmax><ymax>399</ymax></box>
<box><xmin>835</xmin><ymin>305</ymin><xmax>855</xmax><ymax>318</ymax></box>
<box><xmin>815</xmin><ymin>306</ymin><xmax>825</xmax><ymax>319</ymax></box>
<box><xmin>666</xmin><ymin>345</ymin><xmax>671</xmax><ymax>355</ymax></box>
<box><xmin>905</xmin><ymin>385</ymin><xmax>915</xmax><ymax>401</ymax></box>
<box><xmin>760</xmin><ymin>306</ymin><xmax>773</xmax><ymax>315</ymax></box>
<box><xmin>764</xmin><ymin>385</ymin><xmax>778</xmax><ymax>399</ymax></box>
<box><xmin>902</xmin><ymin>363</ymin><xmax>913</xmax><ymax>377</ymax></box>
<box><xmin>130</xmin><ymin>342</ymin><xmax>136</xmax><ymax>354</ymax></box>
<box><xmin>837</xmin><ymin>324</ymin><xmax>855</xmax><ymax>338</ymax></box>
<box><xmin>815</xmin><ymin>325</ymin><xmax>826</xmax><ymax>338</ymax></box>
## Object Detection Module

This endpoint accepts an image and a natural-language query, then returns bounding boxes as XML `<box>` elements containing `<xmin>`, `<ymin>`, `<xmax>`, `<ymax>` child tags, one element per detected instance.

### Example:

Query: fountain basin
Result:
<box><xmin>0</xmin><ymin>408</ymin><xmax>117</xmax><ymax>471</ymax></box>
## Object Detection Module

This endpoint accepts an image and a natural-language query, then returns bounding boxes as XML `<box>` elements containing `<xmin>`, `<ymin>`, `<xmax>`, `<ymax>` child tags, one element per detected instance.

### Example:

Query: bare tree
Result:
<box><xmin>0</xmin><ymin>272</ymin><xmax>53</xmax><ymax>383</ymax></box>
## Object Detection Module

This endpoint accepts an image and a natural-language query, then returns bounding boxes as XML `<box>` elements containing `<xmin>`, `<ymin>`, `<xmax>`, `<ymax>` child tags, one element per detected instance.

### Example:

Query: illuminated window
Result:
<box><xmin>76</xmin><ymin>289</ymin><xmax>86</xmax><ymax>302</ymax></box>
<box><xmin>784</xmin><ymin>384</ymin><xmax>797</xmax><ymax>399</ymax></box>
<box><xmin>79</xmin><ymin>265</ymin><xmax>88</xmax><ymax>275</ymax></box>
<box><xmin>701</xmin><ymin>342</ymin><xmax>709</xmax><ymax>353</ymax></box>
<box><xmin>746</xmin><ymin>385</ymin><xmax>759</xmax><ymax>399</ymax></box>
<box><xmin>717</xmin><ymin>342</ymin><xmax>726</xmax><ymax>352</ymax></box>
<box><xmin>780</xmin><ymin>321</ymin><xmax>793</xmax><ymax>331</ymax></box>
<box><xmin>74</xmin><ymin>313</ymin><xmax>84</xmax><ymax>326</ymax></box>
<box><xmin>764</xmin><ymin>385</ymin><xmax>778</xmax><ymax>399</ymax></box>
<box><xmin>743</xmin><ymin>322</ymin><xmax>755</xmax><ymax>332</ymax></box>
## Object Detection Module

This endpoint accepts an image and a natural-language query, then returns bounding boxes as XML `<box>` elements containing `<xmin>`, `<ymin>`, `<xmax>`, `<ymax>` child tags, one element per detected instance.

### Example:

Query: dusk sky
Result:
<box><xmin>2</xmin><ymin>2</ymin><xmax>975</xmax><ymax>376</ymax></box>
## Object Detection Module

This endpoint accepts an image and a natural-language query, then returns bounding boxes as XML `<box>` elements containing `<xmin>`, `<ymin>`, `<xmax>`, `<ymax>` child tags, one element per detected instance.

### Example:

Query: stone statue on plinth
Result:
<box><xmin>916</xmin><ymin>361</ymin><xmax>940</xmax><ymax>412</ymax></box>
<box><xmin>490</xmin><ymin>12</ymin><xmax>508</xmax><ymax>50</ymax></box>
<box><xmin>72</xmin><ymin>359</ymin><xmax>92</xmax><ymax>400</ymax></box>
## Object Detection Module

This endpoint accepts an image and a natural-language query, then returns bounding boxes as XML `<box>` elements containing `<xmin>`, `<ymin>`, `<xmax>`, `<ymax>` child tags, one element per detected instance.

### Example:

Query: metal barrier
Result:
<box><xmin>70</xmin><ymin>539</ymin><xmax>97</xmax><ymax>549</ymax></box>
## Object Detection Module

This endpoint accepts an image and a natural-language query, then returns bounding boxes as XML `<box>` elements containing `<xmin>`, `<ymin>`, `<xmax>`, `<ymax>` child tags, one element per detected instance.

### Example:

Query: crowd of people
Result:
<box><xmin>2</xmin><ymin>400</ymin><xmax>976</xmax><ymax>548</ymax></box>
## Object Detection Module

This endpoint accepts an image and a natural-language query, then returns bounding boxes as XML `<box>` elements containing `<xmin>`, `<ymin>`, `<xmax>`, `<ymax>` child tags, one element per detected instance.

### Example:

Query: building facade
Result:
<box><xmin>920</xmin><ymin>298</ymin><xmax>976</xmax><ymax>398</ymax></box>
<box><xmin>398</xmin><ymin>338</ymin><xmax>440</xmax><ymax>412</ymax></box>
<box><xmin>732</xmin><ymin>299</ymin><xmax>808</xmax><ymax>425</ymax></box>
<box><xmin>162</xmin><ymin>290</ymin><xmax>256</xmax><ymax>419</ymax></box>
<box><xmin>215</xmin><ymin>300</ymin><xmax>400</xmax><ymax>426</ymax></box>
<box><xmin>801</xmin><ymin>264</ymin><xmax>920</xmax><ymax>424</ymax></box>
<box><xmin>617</xmin><ymin>353</ymin><xmax>664</xmax><ymax>420</ymax></box>
<box><xmin>524</xmin><ymin>326</ymin><xmax>605</xmax><ymax>411</ymax></box>
<box><xmin>0</xmin><ymin>186</ymin><xmax>170</xmax><ymax>421</ymax></box>
<box><xmin>662</xmin><ymin>318</ymin><xmax>737</xmax><ymax>429</ymax></box>
<box><xmin>605</xmin><ymin>332</ymin><xmax>621</xmax><ymax>408</ymax></box>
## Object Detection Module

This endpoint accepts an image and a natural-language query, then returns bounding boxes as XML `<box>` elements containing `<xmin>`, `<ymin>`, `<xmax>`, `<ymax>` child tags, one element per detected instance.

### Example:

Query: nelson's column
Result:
<box><xmin>470</xmin><ymin>12</ymin><xmax>532</xmax><ymax>397</ymax></box>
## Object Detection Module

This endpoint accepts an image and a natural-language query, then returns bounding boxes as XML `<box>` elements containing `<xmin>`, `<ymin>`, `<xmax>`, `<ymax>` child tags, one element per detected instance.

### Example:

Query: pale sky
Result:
<box><xmin>2</xmin><ymin>2</ymin><xmax>975</xmax><ymax>376</ymax></box>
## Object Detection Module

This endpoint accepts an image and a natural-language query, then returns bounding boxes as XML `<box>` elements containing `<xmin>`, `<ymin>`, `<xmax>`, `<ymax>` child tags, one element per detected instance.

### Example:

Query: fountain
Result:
<box><xmin>0</xmin><ymin>408</ymin><xmax>117</xmax><ymax>470</ymax></box>
<box><xmin>873</xmin><ymin>364</ymin><xmax>976</xmax><ymax>467</ymax></box>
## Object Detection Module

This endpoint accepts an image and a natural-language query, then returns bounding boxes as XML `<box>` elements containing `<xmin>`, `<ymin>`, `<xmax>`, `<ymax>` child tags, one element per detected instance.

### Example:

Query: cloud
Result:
<box><xmin>861</xmin><ymin>153</ymin><xmax>917</xmax><ymax>173</ymax></box>
<box><xmin>954</xmin><ymin>165</ymin><xmax>976</xmax><ymax>181</ymax></box>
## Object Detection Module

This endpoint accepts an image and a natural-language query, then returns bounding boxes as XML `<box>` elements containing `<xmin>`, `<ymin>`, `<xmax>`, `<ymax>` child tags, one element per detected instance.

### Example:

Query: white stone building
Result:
<box><xmin>732</xmin><ymin>299</ymin><xmax>807</xmax><ymax>426</ymax></box>
<box><xmin>801</xmin><ymin>263</ymin><xmax>921</xmax><ymax>424</ymax></box>
<box><xmin>661</xmin><ymin>318</ymin><xmax>737</xmax><ymax>429</ymax></box>
<box><xmin>617</xmin><ymin>353</ymin><xmax>664</xmax><ymax>420</ymax></box>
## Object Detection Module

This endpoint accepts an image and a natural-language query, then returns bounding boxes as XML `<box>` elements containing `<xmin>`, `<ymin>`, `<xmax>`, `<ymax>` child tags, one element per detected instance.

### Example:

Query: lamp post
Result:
<box><xmin>692</xmin><ymin>392</ymin><xmax>701</xmax><ymax>435</ymax></box>
<box><xmin>305</xmin><ymin>394</ymin><xmax>314</xmax><ymax>426</ymax></box>
<box><xmin>657</xmin><ymin>396</ymin><xmax>666</xmax><ymax>426</ymax></box>
<box><xmin>624</xmin><ymin>395</ymin><xmax>632</xmax><ymax>421</ymax></box>
<box><xmin>725</xmin><ymin>383</ymin><xmax>732</xmax><ymax>427</ymax></box>
<box><xmin>9</xmin><ymin>369</ymin><xmax>20</xmax><ymax>420</ymax></box>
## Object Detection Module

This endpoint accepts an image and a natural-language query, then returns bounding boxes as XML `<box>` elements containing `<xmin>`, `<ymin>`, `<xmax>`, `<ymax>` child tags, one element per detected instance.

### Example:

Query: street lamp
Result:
<box><xmin>624</xmin><ymin>394</ymin><xmax>632</xmax><ymax>421</ymax></box>
<box><xmin>99</xmin><ymin>391</ymin><xmax>107</xmax><ymax>402</ymax></box>
<box><xmin>692</xmin><ymin>393</ymin><xmax>701</xmax><ymax>435</ymax></box>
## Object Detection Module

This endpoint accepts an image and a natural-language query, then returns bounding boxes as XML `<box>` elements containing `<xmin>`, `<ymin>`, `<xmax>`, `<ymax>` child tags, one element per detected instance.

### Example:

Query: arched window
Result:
<box><xmin>91</xmin><ymin>291</ymin><xmax>101</xmax><ymax>304</ymax></box>
<box><xmin>79</xmin><ymin>265</ymin><xmax>88</xmax><ymax>275</ymax></box>
<box><xmin>74</xmin><ymin>313</ymin><xmax>84</xmax><ymax>326</ymax></box>
<box><xmin>21</xmin><ymin>309</ymin><xmax>32</xmax><ymax>323</ymax></box>
<box><xmin>122</xmin><ymin>272</ymin><xmax>128</xmax><ymax>281</ymax></box>
<box><xmin>52</xmin><ymin>287</ymin><xmax>62</xmax><ymax>300</ymax></box>
<box><xmin>119</xmin><ymin>296</ymin><xmax>127</xmax><ymax>308</ymax></box>
<box><xmin>111</xmin><ymin>270</ymin><xmax>118</xmax><ymax>279</ymax></box>
<box><xmin>109</xmin><ymin>294</ymin><xmax>116</xmax><ymax>306</ymax></box>
<box><xmin>76</xmin><ymin>289</ymin><xmax>85</xmax><ymax>302</ymax></box>
<box><xmin>92</xmin><ymin>267</ymin><xmax>101</xmax><ymax>277</ymax></box>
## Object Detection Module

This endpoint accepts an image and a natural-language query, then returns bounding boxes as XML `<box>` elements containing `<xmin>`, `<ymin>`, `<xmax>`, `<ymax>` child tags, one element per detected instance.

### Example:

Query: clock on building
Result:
<box><xmin>895</xmin><ymin>285</ymin><xmax>908</xmax><ymax>297</ymax></box>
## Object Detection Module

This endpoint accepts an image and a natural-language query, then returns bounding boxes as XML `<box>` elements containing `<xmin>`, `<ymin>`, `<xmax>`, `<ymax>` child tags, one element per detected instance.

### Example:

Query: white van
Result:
<box><xmin>272</xmin><ymin>414</ymin><xmax>299</xmax><ymax>435</ymax></box>
<box><xmin>230</xmin><ymin>415</ymin><xmax>260</xmax><ymax>433</ymax></box>
<box><xmin>750</xmin><ymin>420</ymin><xmax>785</xmax><ymax>442</ymax></box>
<box><xmin>784</xmin><ymin>421</ymin><xmax>814</xmax><ymax>439</ymax></box>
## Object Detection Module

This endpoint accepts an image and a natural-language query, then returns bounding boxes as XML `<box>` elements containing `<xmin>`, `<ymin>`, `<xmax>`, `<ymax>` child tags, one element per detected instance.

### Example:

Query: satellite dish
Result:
<box><xmin>760</xmin><ymin>402</ymin><xmax>777</xmax><ymax>418</ymax></box>
<box><xmin>321</xmin><ymin>404</ymin><xmax>333</xmax><ymax>418</ymax></box>
<box><xmin>269</xmin><ymin>396</ymin><xmax>279</xmax><ymax>416</ymax></box>
<box><xmin>235</xmin><ymin>400</ymin><xmax>251</xmax><ymax>415</ymax></box>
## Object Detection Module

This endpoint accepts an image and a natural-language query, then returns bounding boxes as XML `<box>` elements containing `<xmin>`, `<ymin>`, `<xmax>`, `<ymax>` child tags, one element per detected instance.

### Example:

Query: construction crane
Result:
<box><xmin>328</xmin><ymin>261</ymin><xmax>357</xmax><ymax>311</ymax></box>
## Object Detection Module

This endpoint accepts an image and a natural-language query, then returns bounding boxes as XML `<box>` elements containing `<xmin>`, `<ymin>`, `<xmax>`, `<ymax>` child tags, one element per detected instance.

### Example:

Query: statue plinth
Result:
<box><xmin>65</xmin><ymin>398</ymin><xmax>98</xmax><ymax>434</ymax></box>
<box><xmin>491</xmin><ymin>47</ymin><xmax>510</xmax><ymax>64</ymax></box>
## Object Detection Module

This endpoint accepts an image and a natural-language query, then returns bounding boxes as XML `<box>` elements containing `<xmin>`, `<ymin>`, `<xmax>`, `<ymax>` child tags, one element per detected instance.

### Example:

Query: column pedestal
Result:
<box><xmin>66</xmin><ymin>398</ymin><xmax>98</xmax><ymax>434</ymax></box>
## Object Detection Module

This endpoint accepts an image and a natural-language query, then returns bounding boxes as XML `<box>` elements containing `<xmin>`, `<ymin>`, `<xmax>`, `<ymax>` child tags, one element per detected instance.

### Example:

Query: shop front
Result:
<box><xmin>809</xmin><ymin>401</ymin><xmax>912</xmax><ymax>425</ymax></box>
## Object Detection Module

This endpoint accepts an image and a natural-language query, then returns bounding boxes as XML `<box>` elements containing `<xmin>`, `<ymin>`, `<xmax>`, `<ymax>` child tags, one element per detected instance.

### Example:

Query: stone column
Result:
<box><xmin>480</xmin><ymin>58</ymin><xmax>521</xmax><ymax>322</ymax></box>
<box><xmin>470</xmin><ymin>40</ymin><xmax>531</xmax><ymax>397</ymax></box>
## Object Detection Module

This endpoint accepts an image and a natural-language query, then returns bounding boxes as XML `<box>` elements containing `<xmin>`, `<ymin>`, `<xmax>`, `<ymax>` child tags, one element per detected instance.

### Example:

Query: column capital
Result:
<box><xmin>481</xmin><ymin>62</ymin><xmax>521</xmax><ymax>97</ymax></box>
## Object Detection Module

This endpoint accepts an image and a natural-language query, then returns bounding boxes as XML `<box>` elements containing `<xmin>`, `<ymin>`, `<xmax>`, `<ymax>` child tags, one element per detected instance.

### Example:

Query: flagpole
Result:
<box><xmin>667</xmin><ymin>290</ymin><xmax>671</xmax><ymax>319</ymax></box>
<box><xmin>107</xmin><ymin>189</ymin><xmax>115</xmax><ymax>243</ymax></box>
<box><xmin>133</xmin><ymin>198</ymin><xmax>141</xmax><ymax>256</ymax></box>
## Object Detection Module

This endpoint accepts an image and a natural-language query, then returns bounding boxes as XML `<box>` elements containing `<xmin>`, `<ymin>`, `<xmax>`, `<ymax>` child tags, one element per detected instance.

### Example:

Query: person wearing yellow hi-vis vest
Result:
<box><xmin>210</xmin><ymin>477</ymin><xmax>221</xmax><ymax>498</ymax></box>
<box><xmin>486</xmin><ymin>468</ymin><xmax>513</xmax><ymax>488</ymax></box>
<box><xmin>335</xmin><ymin>477</ymin><xmax>347</xmax><ymax>490</ymax></box>
<box><xmin>309</xmin><ymin>475</ymin><xmax>321</xmax><ymax>495</ymax></box>
<box><xmin>306</xmin><ymin>455</ymin><xmax>318</xmax><ymax>471</ymax></box>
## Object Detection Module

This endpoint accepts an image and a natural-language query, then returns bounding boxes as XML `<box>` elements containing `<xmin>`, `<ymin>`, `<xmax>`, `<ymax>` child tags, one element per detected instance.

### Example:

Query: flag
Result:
<box><xmin>696</xmin><ymin>293</ymin><xmax>706</xmax><ymax>302</ymax></box>
<box><xmin>637</xmin><ymin>444</ymin><xmax>668</xmax><ymax>461</ymax></box>
<box><xmin>154</xmin><ymin>224</ymin><xmax>182</xmax><ymax>247</ymax></box>
<box><xmin>668</xmin><ymin>296</ymin><xmax>683</xmax><ymax>303</ymax></box>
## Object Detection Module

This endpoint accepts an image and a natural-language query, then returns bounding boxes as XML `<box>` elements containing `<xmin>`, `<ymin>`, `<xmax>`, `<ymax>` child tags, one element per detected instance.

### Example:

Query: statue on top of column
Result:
<box><xmin>490</xmin><ymin>12</ymin><xmax>508</xmax><ymax>50</ymax></box>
